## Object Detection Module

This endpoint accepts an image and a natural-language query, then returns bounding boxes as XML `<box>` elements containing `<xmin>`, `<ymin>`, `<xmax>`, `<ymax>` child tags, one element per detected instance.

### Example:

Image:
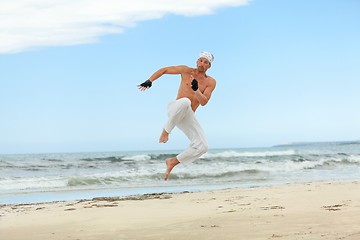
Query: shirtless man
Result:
<box><xmin>138</xmin><ymin>51</ymin><xmax>216</xmax><ymax>180</ymax></box>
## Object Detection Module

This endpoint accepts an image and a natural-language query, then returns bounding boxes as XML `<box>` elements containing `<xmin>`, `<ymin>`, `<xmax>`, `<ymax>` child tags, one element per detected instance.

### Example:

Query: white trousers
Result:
<box><xmin>164</xmin><ymin>98</ymin><xmax>208</xmax><ymax>164</ymax></box>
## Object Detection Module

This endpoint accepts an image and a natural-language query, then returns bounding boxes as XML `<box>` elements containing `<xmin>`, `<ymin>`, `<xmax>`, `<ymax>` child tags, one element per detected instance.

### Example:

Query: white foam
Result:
<box><xmin>122</xmin><ymin>154</ymin><xmax>151</xmax><ymax>161</ymax></box>
<box><xmin>0</xmin><ymin>176</ymin><xmax>67</xmax><ymax>192</ymax></box>
<box><xmin>202</xmin><ymin>150</ymin><xmax>296</xmax><ymax>158</ymax></box>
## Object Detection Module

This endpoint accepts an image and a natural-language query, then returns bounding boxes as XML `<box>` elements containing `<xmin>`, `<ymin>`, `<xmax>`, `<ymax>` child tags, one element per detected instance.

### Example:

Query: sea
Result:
<box><xmin>1</xmin><ymin>143</ymin><xmax>360</xmax><ymax>204</ymax></box>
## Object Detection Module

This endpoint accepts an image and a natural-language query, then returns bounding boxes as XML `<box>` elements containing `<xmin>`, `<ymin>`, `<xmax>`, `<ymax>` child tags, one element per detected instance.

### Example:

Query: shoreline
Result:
<box><xmin>1</xmin><ymin>178</ymin><xmax>354</xmax><ymax>206</ymax></box>
<box><xmin>1</xmin><ymin>180</ymin><xmax>360</xmax><ymax>240</ymax></box>
<box><xmin>1</xmin><ymin>179</ymin><xmax>304</xmax><ymax>205</ymax></box>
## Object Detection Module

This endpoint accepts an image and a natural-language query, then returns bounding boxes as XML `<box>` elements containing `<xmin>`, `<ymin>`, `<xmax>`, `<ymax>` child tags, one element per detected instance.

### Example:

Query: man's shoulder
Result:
<box><xmin>206</xmin><ymin>75</ymin><xmax>216</xmax><ymax>83</ymax></box>
<box><xmin>205</xmin><ymin>75</ymin><xmax>216</xmax><ymax>90</ymax></box>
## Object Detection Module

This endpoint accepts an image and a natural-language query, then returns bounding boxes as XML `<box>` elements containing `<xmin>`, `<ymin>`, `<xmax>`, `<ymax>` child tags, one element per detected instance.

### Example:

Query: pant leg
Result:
<box><xmin>176</xmin><ymin>112</ymin><xmax>208</xmax><ymax>165</ymax></box>
<box><xmin>163</xmin><ymin>98</ymin><xmax>208</xmax><ymax>164</ymax></box>
<box><xmin>163</xmin><ymin>98</ymin><xmax>192</xmax><ymax>134</ymax></box>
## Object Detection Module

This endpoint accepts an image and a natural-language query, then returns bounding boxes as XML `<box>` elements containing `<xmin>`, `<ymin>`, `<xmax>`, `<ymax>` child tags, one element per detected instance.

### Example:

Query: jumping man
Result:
<box><xmin>138</xmin><ymin>51</ymin><xmax>216</xmax><ymax>180</ymax></box>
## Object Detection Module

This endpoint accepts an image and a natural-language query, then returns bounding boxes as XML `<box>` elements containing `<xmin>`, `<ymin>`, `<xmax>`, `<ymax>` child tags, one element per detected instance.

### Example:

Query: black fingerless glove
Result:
<box><xmin>139</xmin><ymin>80</ymin><xmax>152</xmax><ymax>88</ymax></box>
<box><xmin>191</xmin><ymin>79</ymin><xmax>198</xmax><ymax>91</ymax></box>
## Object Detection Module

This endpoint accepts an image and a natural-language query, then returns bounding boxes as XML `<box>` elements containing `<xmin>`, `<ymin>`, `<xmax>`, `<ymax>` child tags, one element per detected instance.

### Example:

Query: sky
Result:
<box><xmin>1</xmin><ymin>0</ymin><xmax>360</xmax><ymax>154</ymax></box>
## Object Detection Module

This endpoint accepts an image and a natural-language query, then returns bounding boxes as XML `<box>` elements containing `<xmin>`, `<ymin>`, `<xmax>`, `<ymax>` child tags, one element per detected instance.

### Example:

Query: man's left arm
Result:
<box><xmin>194</xmin><ymin>79</ymin><xmax>216</xmax><ymax>106</ymax></box>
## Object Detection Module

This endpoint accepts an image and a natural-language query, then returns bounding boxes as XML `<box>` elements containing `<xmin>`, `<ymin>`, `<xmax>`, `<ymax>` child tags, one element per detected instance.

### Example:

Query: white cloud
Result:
<box><xmin>0</xmin><ymin>0</ymin><xmax>249</xmax><ymax>54</ymax></box>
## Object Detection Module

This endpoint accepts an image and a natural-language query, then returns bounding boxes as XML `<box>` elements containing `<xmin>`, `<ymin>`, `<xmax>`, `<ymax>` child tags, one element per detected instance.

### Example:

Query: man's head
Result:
<box><xmin>199</xmin><ymin>51</ymin><xmax>214</xmax><ymax>64</ymax></box>
<box><xmin>197</xmin><ymin>51</ymin><xmax>214</xmax><ymax>72</ymax></box>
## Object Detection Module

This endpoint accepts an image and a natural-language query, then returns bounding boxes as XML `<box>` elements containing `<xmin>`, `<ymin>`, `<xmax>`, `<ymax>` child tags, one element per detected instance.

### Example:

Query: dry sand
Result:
<box><xmin>1</xmin><ymin>181</ymin><xmax>360</xmax><ymax>240</ymax></box>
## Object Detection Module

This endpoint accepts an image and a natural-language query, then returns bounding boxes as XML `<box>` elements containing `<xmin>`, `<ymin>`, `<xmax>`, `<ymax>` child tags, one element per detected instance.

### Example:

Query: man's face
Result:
<box><xmin>197</xmin><ymin>57</ymin><xmax>211</xmax><ymax>72</ymax></box>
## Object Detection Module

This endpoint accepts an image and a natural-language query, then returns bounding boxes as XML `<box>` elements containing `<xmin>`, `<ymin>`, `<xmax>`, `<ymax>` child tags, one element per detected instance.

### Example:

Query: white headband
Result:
<box><xmin>199</xmin><ymin>51</ymin><xmax>214</xmax><ymax>64</ymax></box>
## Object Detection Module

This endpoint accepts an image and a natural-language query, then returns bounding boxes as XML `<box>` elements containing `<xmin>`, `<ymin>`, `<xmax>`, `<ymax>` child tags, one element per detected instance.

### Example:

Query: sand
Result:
<box><xmin>1</xmin><ymin>181</ymin><xmax>360</xmax><ymax>240</ymax></box>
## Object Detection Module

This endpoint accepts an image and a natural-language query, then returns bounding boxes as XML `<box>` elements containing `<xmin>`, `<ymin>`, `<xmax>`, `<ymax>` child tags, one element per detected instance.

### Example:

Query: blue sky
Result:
<box><xmin>1</xmin><ymin>0</ymin><xmax>359</xmax><ymax>154</ymax></box>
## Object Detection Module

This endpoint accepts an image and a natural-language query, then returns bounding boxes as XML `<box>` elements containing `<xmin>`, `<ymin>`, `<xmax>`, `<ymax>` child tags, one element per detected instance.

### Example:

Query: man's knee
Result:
<box><xmin>178</xmin><ymin>98</ymin><xmax>191</xmax><ymax>110</ymax></box>
<box><xmin>168</xmin><ymin>98</ymin><xmax>191</xmax><ymax>118</ymax></box>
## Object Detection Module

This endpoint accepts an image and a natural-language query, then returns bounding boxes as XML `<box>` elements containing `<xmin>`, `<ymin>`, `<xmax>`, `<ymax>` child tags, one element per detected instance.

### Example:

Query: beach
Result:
<box><xmin>1</xmin><ymin>180</ymin><xmax>359</xmax><ymax>240</ymax></box>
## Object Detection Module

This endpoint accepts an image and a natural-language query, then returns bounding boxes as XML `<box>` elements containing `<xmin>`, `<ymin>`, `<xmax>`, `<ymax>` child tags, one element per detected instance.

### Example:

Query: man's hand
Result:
<box><xmin>191</xmin><ymin>79</ymin><xmax>198</xmax><ymax>91</ymax></box>
<box><xmin>138</xmin><ymin>80</ymin><xmax>152</xmax><ymax>91</ymax></box>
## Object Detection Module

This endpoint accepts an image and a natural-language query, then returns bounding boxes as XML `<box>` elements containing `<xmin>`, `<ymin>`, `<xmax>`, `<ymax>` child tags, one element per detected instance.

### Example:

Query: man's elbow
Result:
<box><xmin>201</xmin><ymin>99</ymin><xmax>208</xmax><ymax>106</ymax></box>
<box><xmin>202</xmin><ymin>96</ymin><xmax>210</xmax><ymax>106</ymax></box>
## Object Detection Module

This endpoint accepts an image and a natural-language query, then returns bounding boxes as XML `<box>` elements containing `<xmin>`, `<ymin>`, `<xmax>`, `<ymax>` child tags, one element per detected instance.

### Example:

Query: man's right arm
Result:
<box><xmin>138</xmin><ymin>65</ymin><xmax>189</xmax><ymax>91</ymax></box>
<box><xmin>148</xmin><ymin>65</ymin><xmax>189</xmax><ymax>82</ymax></box>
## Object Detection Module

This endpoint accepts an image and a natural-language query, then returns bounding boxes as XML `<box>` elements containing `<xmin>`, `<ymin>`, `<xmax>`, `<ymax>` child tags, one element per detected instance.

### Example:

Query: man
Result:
<box><xmin>138</xmin><ymin>51</ymin><xmax>216</xmax><ymax>180</ymax></box>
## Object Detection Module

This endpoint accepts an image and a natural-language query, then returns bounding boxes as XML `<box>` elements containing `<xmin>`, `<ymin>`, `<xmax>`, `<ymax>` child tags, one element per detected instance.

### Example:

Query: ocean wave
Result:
<box><xmin>81</xmin><ymin>156</ymin><xmax>126</xmax><ymax>162</ymax></box>
<box><xmin>2</xmin><ymin>148</ymin><xmax>360</xmax><ymax>198</ymax></box>
<box><xmin>123</xmin><ymin>154</ymin><xmax>151</xmax><ymax>161</ymax></box>
<box><xmin>45</xmin><ymin>158</ymin><xmax>64</xmax><ymax>162</ymax></box>
<box><xmin>67</xmin><ymin>176</ymin><xmax>127</xmax><ymax>186</ymax></box>
<box><xmin>202</xmin><ymin>150</ymin><xmax>297</xmax><ymax>159</ymax></box>
<box><xmin>0</xmin><ymin>176</ymin><xmax>67</xmax><ymax>192</ymax></box>
<box><xmin>78</xmin><ymin>153</ymin><xmax>178</xmax><ymax>163</ymax></box>
<box><xmin>346</xmin><ymin>155</ymin><xmax>360</xmax><ymax>163</ymax></box>
<box><xmin>318</xmin><ymin>155</ymin><xmax>360</xmax><ymax>166</ymax></box>
<box><xmin>172</xmin><ymin>169</ymin><xmax>265</xmax><ymax>179</ymax></box>
<box><xmin>150</xmin><ymin>153</ymin><xmax>177</xmax><ymax>160</ymax></box>
<box><xmin>80</xmin><ymin>154</ymin><xmax>155</xmax><ymax>162</ymax></box>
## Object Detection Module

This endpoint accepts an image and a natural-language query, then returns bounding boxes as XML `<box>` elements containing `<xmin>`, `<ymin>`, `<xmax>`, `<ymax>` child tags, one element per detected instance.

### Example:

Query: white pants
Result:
<box><xmin>164</xmin><ymin>98</ymin><xmax>208</xmax><ymax>164</ymax></box>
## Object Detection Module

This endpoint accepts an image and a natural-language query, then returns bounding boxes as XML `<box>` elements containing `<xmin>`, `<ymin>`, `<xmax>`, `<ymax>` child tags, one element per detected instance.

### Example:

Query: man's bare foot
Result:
<box><xmin>159</xmin><ymin>129</ymin><xmax>169</xmax><ymax>143</ymax></box>
<box><xmin>164</xmin><ymin>157</ymin><xmax>180</xmax><ymax>180</ymax></box>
